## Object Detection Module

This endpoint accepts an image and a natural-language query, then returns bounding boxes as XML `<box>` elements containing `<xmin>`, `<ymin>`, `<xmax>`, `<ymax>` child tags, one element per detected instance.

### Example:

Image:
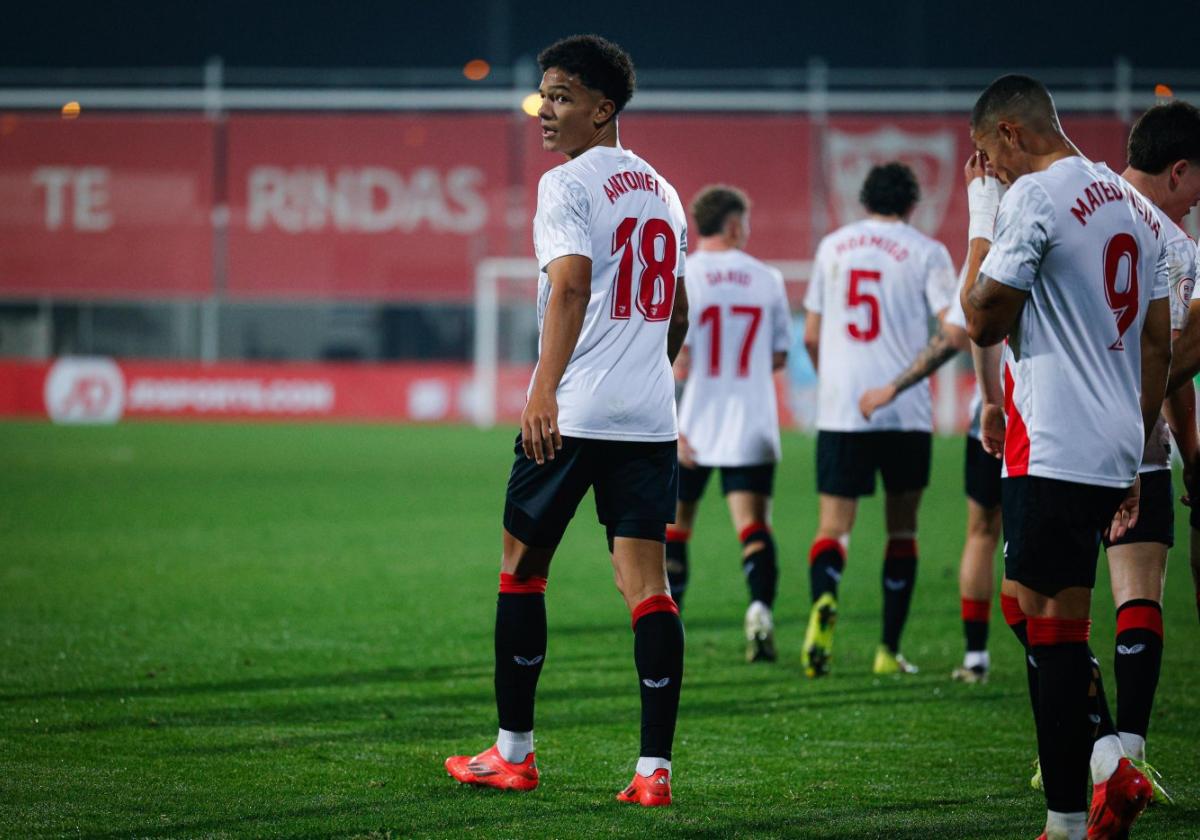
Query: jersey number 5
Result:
<box><xmin>847</xmin><ymin>268</ymin><xmax>882</xmax><ymax>342</ymax></box>
<box><xmin>1103</xmin><ymin>232</ymin><xmax>1139</xmax><ymax>351</ymax></box>
<box><xmin>611</xmin><ymin>217</ymin><xmax>678</xmax><ymax>322</ymax></box>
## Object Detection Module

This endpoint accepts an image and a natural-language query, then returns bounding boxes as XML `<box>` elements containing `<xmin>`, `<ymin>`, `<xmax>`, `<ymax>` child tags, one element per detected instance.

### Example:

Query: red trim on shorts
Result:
<box><xmin>1003</xmin><ymin>363</ymin><xmax>1031</xmax><ymax>477</ymax></box>
<box><xmin>499</xmin><ymin>572</ymin><xmax>547</xmax><ymax>595</ymax></box>
<box><xmin>961</xmin><ymin>597</ymin><xmax>991</xmax><ymax>623</ymax></box>
<box><xmin>809</xmin><ymin>538</ymin><xmax>845</xmax><ymax>566</ymax></box>
<box><xmin>886</xmin><ymin>538</ymin><xmax>917</xmax><ymax>559</ymax></box>
<box><xmin>631</xmin><ymin>594</ymin><xmax>679</xmax><ymax>629</ymax></box>
<box><xmin>665</xmin><ymin>526</ymin><xmax>691</xmax><ymax>543</ymax></box>
<box><xmin>1027</xmin><ymin>616</ymin><xmax>1091</xmax><ymax>646</ymax></box>
<box><xmin>1116</xmin><ymin>603</ymin><xmax>1163</xmax><ymax>638</ymax></box>
<box><xmin>999</xmin><ymin>594</ymin><xmax>1026</xmax><ymax>626</ymax></box>
<box><xmin>739</xmin><ymin>522</ymin><xmax>770</xmax><ymax>543</ymax></box>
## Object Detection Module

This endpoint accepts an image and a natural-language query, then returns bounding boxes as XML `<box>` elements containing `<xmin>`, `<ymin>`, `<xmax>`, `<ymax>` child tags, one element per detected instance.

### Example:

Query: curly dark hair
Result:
<box><xmin>691</xmin><ymin>185</ymin><xmax>750</xmax><ymax>237</ymax></box>
<box><xmin>537</xmin><ymin>35</ymin><xmax>637</xmax><ymax>114</ymax></box>
<box><xmin>859</xmin><ymin>162</ymin><xmax>920</xmax><ymax>217</ymax></box>
<box><xmin>1128</xmin><ymin>100</ymin><xmax>1200</xmax><ymax>174</ymax></box>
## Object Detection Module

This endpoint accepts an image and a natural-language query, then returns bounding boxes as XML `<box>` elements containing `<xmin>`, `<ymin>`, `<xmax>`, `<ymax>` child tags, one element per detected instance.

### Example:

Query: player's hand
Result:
<box><xmin>859</xmin><ymin>385</ymin><xmax>897</xmax><ymax>420</ymax></box>
<box><xmin>520</xmin><ymin>388</ymin><xmax>562</xmax><ymax>465</ymax></box>
<box><xmin>963</xmin><ymin>151</ymin><xmax>988</xmax><ymax>187</ymax></box>
<box><xmin>1106</xmin><ymin>476</ymin><xmax>1141</xmax><ymax>542</ymax></box>
<box><xmin>979</xmin><ymin>403</ymin><xmax>1006</xmax><ymax>458</ymax></box>
<box><xmin>677</xmin><ymin>433</ymin><xmax>697</xmax><ymax>469</ymax></box>
<box><xmin>965</xmin><ymin>152</ymin><xmax>1003</xmax><ymax>243</ymax></box>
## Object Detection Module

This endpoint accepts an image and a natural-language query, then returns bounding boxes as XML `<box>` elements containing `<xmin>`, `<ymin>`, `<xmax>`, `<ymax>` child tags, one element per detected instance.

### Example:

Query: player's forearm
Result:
<box><xmin>1167</xmin><ymin>321</ymin><xmax>1200</xmax><ymax>393</ymax></box>
<box><xmin>1139</xmin><ymin>335</ymin><xmax>1171</xmax><ymax>447</ymax></box>
<box><xmin>1164</xmin><ymin>380</ymin><xmax>1198</xmax><ymax>464</ymax></box>
<box><xmin>530</xmin><ymin>281</ymin><xmax>590</xmax><ymax>397</ymax></box>
<box><xmin>972</xmin><ymin>341</ymin><xmax>1004</xmax><ymax>405</ymax></box>
<box><xmin>667</xmin><ymin>284</ymin><xmax>689</xmax><ymax>365</ymax></box>
<box><xmin>891</xmin><ymin>329</ymin><xmax>959</xmax><ymax>395</ymax></box>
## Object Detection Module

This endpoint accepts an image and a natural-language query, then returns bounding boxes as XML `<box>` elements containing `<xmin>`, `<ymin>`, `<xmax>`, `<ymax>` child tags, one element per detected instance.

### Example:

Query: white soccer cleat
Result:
<box><xmin>744</xmin><ymin>601</ymin><xmax>777</xmax><ymax>662</ymax></box>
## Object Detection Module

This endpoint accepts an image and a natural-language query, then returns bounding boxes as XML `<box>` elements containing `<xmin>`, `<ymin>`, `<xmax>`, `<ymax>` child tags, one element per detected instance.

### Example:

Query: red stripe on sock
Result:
<box><xmin>886</xmin><ymin>538</ymin><xmax>917</xmax><ymax>559</ymax></box>
<box><xmin>739</xmin><ymin>522</ymin><xmax>770</xmax><ymax>543</ymax></box>
<box><xmin>1116</xmin><ymin>604</ymin><xmax>1163</xmax><ymax>638</ymax></box>
<box><xmin>999</xmin><ymin>593</ymin><xmax>1025</xmax><ymax>627</ymax></box>
<box><xmin>961</xmin><ymin>597</ymin><xmax>991</xmax><ymax>623</ymax></box>
<box><xmin>1027</xmin><ymin>616</ymin><xmax>1091</xmax><ymax>646</ymax></box>
<box><xmin>499</xmin><ymin>572</ymin><xmax>547</xmax><ymax>595</ymax></box>
<box><xmin>631</xmin><ymin>594</ymin><xmax>679</xmax><ymax>629</ymax></box>
<box><xmin>665</xmin><ymin>526</ymin><xmax>691</xmax><ymax>543</ymax></box>
<box><xmin>809</xmin><ymin>538</ymin><xmax>845</xmax><ymax>566</ymax></box>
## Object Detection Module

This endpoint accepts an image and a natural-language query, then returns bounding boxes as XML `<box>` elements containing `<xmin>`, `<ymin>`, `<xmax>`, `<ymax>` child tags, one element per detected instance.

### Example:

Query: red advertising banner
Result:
<box><xmin>225</xmin><ymin>114</ymin><xmax>521</xmax><ymax>300</ymax></box>
<box><xmin>0</xmin><ymin>358</ymin><xmax>534</xmax><ymax>424</ymax></box>
<box><xmin>0</xmin><ymin>115</ymin><xmax>214</xmax><ymax>298</ymax></box>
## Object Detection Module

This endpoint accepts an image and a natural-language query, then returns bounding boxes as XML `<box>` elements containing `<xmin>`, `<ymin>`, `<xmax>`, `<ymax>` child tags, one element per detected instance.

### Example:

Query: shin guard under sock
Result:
<box><xmin>495</xmin><ymin>573</ymin><xmax>547</xmax><ymax>733</ymax></box>
<box><xmin>632</xmin><ymin>595</ymin><xmax>684</xmax><ymax>760</ymax></box>
<box><xmin>881</xmin><ymin>538</ymin><xmax>918</xmax><ymax>653</ymax></box>
<box><xmin>1001</xmin><ymin>593</ymin><xmax>1040</xmax><ymax>725</ymax></box>
<box><xmin>809</xmin><ymin>538</ymin><xmax>845</xmax><ymax>602</ymax></box>
<box><xmin>740</xmin><ymin>523</ymin><xmax>778</xmax><ymax>608</ymax></box>
<box><xmin>665</xmin><ymin>527</ymin><xmax>690</xmax><ymax>609</ymax></box>
<box><xmin>1113</xmin><ymin>599</ymin><xmax>1164</xmax><ymax>741</ymax></box>
<box><xmin>1028</xmin><ymin>616</ymin><xmax>1093</xmax><ymax>815</ymax></box>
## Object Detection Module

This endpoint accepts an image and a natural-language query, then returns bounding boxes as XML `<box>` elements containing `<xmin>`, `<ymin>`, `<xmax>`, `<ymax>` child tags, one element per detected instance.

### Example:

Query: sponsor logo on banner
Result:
<box><xmin>44</xmin><ymin>357</ymin><xmax>126</xmax><ymax>424</ymax></box>
<box><xmin>126</xmin><ymin>377</ymin><xmax>335</xmax><ymax>414</ymax></box>
<box><xmin>826</xmin><ymin>127</ymin><xmax>957</xmax><ymax>235</ymax></box>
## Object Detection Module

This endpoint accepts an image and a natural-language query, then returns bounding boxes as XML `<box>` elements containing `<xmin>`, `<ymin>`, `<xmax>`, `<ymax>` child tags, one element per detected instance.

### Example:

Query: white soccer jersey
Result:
<box><xmin>531</xmin><ymin>145</ymin><xmax>688</xmax><ymax>442</ymax></box>
<box><xmin>804</xmin><ymin>218</ymin><xmax>957</xmax><ymax>432</ymax></box>
<box><xmin>677</xmin><ymin>249</ymin><xmax>792</xmax><ymax>465</ymax></box>
<box><xmin>945</xmin><ymin>263</ymin><xmax>984</xmax><ymax>440</ymax></box>
<box><xmin>1140</xmin><ymin>204</ymin><xmax>1196</xmax><ymax>472</ymax></box>
<box><xmin>980</xmin><ymin>156</ymin><xmax>1171</xmax><ymax>488</ymax></box>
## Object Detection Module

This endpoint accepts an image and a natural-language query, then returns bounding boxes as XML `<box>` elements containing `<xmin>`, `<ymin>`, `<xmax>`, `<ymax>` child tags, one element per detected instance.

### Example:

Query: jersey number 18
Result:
<box><xmin>611</xmin><ymin>217</ymin><xmax>678</xmax><ymax>322</ymax></box>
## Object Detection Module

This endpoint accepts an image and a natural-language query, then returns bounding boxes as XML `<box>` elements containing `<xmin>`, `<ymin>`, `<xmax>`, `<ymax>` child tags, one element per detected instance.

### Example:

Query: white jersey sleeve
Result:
<box><xmin>771</xmin><ymin>269</ymin><xmax>793</xmax><ymax>353</ymax></box>
<box><xmin>802</xmin><ymin>245</ymin><xmax>826</xmax><ymax>314</ymax></box>
<box><xmin>980</xmin><ymin>178</ymin><xmax>1054</xmax><ymax>292</ymax></box>
<box><xmin>924</xmin><ymin>242</ymin><xmax>957</xmax><ymax>316</ymax></box>
<box><xmin>533</xmin><ymin>169</ymin><xmax>591</xmax><ymax>270</ymax></box>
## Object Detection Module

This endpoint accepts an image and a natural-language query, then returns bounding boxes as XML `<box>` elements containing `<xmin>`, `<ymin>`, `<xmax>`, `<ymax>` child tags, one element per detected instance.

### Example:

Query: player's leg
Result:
<box><xmin>446</xmin><ymin>435</ymin><xmax>591</xmax><ymax>791</ymax></box>
<box><xmin>875</xmin><ymin>431</ymin><xmax>932</xmax><ymax>675</ymax></box>
<box><xmin>804</xmin><ymin>432</ymin><xmax>869</xmax><ymax>677</ymax></box>
<box><xmin>594</xmin><ymin>440</ymin><xmax>683</xmax><ymax>806</ymax></box>
<box><xmin>668</xmin><ymin>465</ymin><xmax>711</xmax><ymax>609</ymax></box>
<box><xmin>722</xmin><ymin>464</ymin><xmax>777</xmax><ymax>662</ymax></box>
<box><xmin>954</xmin><ymin>435</ymin><xmax>1002</xmax><ymax>683</ymax></box>
<box><xmin>1005</xmin><ymin>476</ymin><xmax>1150</xmax><ymax>839</ymax></box>
<box><xmin>1101</xmin><ymin>468</ymin><xmax>1172</xmax><ymax>802</ymax></box>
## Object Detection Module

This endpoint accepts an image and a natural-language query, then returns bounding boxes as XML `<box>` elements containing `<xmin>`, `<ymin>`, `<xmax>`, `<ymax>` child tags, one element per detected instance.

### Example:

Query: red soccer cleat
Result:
<box><xmin>1088</xmin><ymin>757</ymin><xmax>1151</xmax><ymax>839</ymax></box>
<box><xmin>616</xmin><ymin>768</ymin><xmax>672</xmax><ymax>807</ymax></box>
<box><xmin>445</xmin><ymin>745</ymin><xmax>539</xmax><ymax>792</ymax></box>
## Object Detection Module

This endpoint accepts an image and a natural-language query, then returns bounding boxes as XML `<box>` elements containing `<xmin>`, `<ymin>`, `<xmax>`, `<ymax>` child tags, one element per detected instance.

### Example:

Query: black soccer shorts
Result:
<box><xmin>816</xmin><ymin>430</ymin><xmax>931</xmax><ymax>498</ymax></box>
<box><xmin>1002</xmin><ymin>475</ymin><xmax>1128</xmax><ymax>597</ymax></box>
<box><xmin>503</xmin><ymin>433</ymin><xmax>677</xmax><ymax>549</ymax></box>
<box><xmin>964</xmin><ymin>435</ymin><xmax>1002</xmax><ymax>509</ymax></box>
<box><xmin>678</xmin><ymin>462</ymin><xmax>776</xmax><ymax>503</ymax></box>
<box><xmin>1103</xmin><ymin>469</ymin><xmax>1174</xmax><ymax>549</ymax></box>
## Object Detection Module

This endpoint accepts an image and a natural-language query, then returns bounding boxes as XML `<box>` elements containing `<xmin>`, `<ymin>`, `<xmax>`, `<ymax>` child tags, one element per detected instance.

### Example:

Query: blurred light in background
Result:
<box><xmin>521</xmin><ymin>93</ymin><xmax>540</xmax><ymax>117</ymax></box>
<box><xmin>462</xmin><ymin>59</ymin><xmax>490</xmax><ymax>81</ymax></box>
<box><xmin>1154</xmin><ymin>83</ymin><xmax>1173</xmax><ymax>101</ymax></box>
<box><xmin>61</xmin><ymin>100</ymin><xmax>81</xmax><ymax>119</ymax></box>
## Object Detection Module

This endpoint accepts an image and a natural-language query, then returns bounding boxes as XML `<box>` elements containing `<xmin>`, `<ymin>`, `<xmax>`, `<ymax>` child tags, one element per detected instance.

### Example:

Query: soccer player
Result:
<box><xmin>1092</xmin><ymin>99</ymin><xmax>1200</xmax><ymax>804</ymax></box>
<box><xmin>802</xmin><ymin>162</ymin><xmax>958</xmax><ymax>678</ymax></box>
<box><xmin>960</xmin><ymin>75</ymin><xmax>1172</xmax><ymax>840</ymax></box>
<box><xmin>445</xmin><ymin>35</ymin><xmax>690</xmax><ymax>807</ymax></box>
<box><xmin>668</xmin><ymin>185</ymin><xmax>792</xmax><ymax>662</ymax></box>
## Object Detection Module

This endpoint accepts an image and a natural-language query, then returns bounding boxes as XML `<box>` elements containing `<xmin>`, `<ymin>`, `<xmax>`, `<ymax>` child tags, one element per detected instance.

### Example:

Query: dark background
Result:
<box><xmin>2</xmin><ymin>0</ymin><xmax>1180</xmax><ymax>71</ymax></box>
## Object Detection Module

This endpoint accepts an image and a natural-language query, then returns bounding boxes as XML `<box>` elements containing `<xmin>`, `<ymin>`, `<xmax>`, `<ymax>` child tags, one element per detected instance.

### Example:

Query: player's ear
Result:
<box><xmin>1168</xmin><ymin>159</ymin><xmax>1188</xmax><ymax>190</ymax></box>
<box><xmin>593</xmin><ymin>97</ymin><xmax>616</xmax><ymax>128</ymax></box>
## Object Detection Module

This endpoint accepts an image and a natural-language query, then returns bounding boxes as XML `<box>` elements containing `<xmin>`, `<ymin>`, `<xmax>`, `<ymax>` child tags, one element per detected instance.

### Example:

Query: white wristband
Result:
<box><xmin>967</xmin><ymin>176</ymin><xmax>1002</xmax><ymax>242</ymax></box>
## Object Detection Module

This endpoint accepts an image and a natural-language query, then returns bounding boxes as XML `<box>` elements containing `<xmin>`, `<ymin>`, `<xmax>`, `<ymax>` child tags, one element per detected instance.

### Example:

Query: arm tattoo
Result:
<box><xmin>892</xmin><ymin>329</ymin><xmax>959</xmax><ymax>394</ymax></box>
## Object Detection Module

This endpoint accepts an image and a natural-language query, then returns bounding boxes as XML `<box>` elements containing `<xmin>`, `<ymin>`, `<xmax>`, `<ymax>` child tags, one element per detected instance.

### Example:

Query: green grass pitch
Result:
<box><xmin>1</xmin><ymin>422</ymin><xmax>1197</xmax><ymax>839</ymax></box>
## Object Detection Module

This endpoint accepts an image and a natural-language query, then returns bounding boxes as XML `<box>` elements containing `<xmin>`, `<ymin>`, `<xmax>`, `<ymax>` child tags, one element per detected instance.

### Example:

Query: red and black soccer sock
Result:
<box><xmin>1113</xmin><ymin>599</ymin><xmax>1163</xmax><ymax>756</ymax></box>
<box><xmin>664</xmin><ymin>527</ymin><xmax>690</xmax><ymax>609</ymax></box>
<box><xmin>1028</xmin><ymin>617</ymin><xmax>1094</xmax><ymax>815</ymax></box>
<box><xmin>740</xmin><ymin>523</ymin><xmax>778</xmax><ymax>608</ymax></box>
<box><xmin>631</xmin><ymin>595</ymin><xmax>685</xmax><ymax>765</ymax></box>
<box><xmin>494</xmin><ymin>572</ymin><xmax>547</xmax><ymax>757</ymax></box>
<box><xmin>1001</xmin><ymin>593</ymin><xmax>1040</xmax><ymax>722</ymax></box>
<box><xmin>881</xmin><ymin>537</ymin><xmax>918</xmax><ymax>653</ymax></box>
<box><xmin>808</xmin><ymin>538</ymin><xmax>845</xmax><ymax>602</ymax></box>
<box><xmin>961</xmin><ymin>597</ymin><xmax>991</xmax><ymax>661</ymax></box>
